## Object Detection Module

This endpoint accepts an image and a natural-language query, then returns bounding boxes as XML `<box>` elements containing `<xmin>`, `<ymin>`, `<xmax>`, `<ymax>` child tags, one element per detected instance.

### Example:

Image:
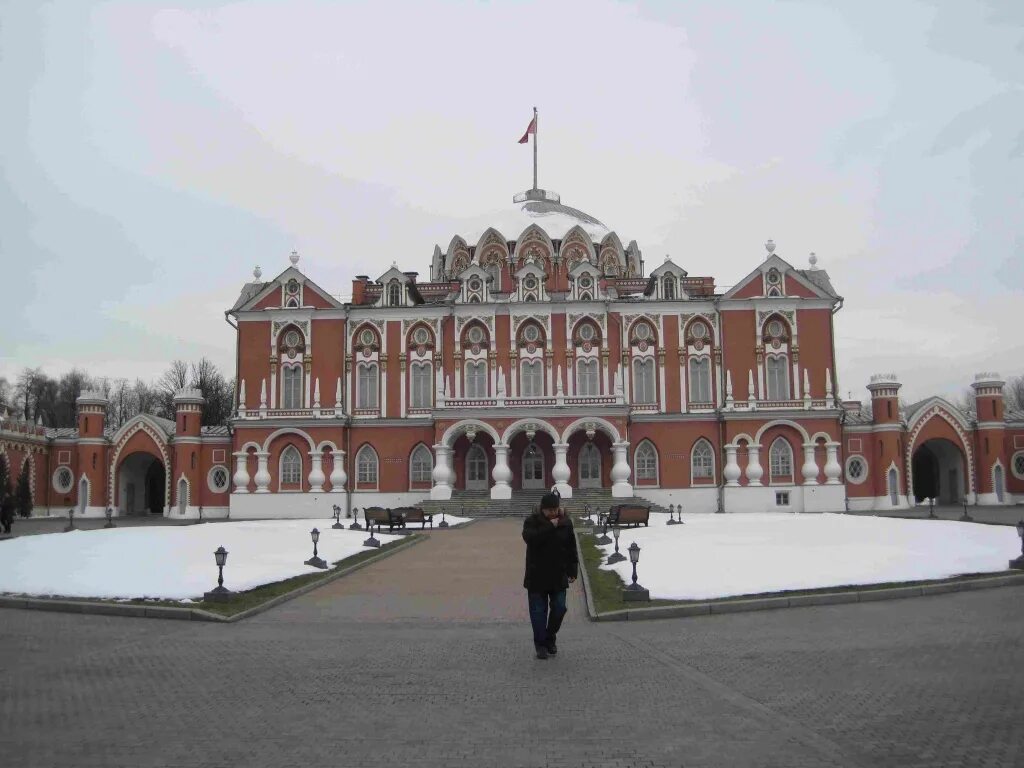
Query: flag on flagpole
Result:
<box><xmin>518</xmin><ymin>114</ymin><xmax>537</xmax><ymax>144</ymax></box>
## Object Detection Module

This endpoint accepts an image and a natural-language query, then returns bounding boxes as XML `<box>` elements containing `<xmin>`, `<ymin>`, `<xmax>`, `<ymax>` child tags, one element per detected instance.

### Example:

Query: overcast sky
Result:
<box><xmin>1</xmin><ymin>0</ymin><xmax>1021</xmax><ymax>404</ymax></box>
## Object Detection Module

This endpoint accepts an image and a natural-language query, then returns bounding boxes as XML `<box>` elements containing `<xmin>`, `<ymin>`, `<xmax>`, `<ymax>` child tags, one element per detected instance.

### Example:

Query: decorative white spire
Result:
<box><xmin>808</xmin><ymin>252</ymin><xmax>819</xmax><ymax>270</ymax></box>
<box><xmin>238</xmin><ymin>379</ymin><xmax>246</xmax><ymax>409</ymax></box>
<box><xmin>289</xmin><ymin>250</ymin><xmax>300</xmax><ymax>266</ymax></box>
<box><xmin>726</xmin><ymin>370</ymin><xmax>734</xmax><ymax>397</ymax></box>
<box><xmin>765</xmin><ymin>239</ymin><xmax>776</xmax><ymax>254</ymax></box>
<box><xmin>825</xmin><ymin>368</ymin><xmax>833</xmax><ymax>398</ymax></box>
<box><xmin>335</xmin><ymin>378</ymin><xmax>343</xmax><ymax>409</ymax></box>
<box><xmin>259</xmin><ymin>379</ymin><xmax>268</xmax><ymax>409</ymax></box>
<box><xmin>313</xmin><ymin>378</ymin><xmax>321</xmax><ymax>408</ymax></box>
<box><xmin>555</xmin><ymin>365</ymin><xmax>564</xmax><ymax>396</ymax></box>
<box><xmin>253</xmin><ymin>265</ymin><xmax>262</xmax><ymax>280</ymax></box>
<box><xmin>803</xmin><ymin>368</ymin><xmax>811</xmax><ymax>395</ymax></box>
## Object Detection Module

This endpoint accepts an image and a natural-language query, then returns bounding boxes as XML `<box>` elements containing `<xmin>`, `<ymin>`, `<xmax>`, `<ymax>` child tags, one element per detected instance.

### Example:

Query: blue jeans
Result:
<box><xmin>528</xmin><ymin>590</ymin><xmax>567</xmax><ymax>648</ymax></box>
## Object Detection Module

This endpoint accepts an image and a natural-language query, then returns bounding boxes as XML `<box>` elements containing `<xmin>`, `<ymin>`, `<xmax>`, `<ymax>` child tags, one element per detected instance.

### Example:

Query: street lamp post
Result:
<box><xmin>607</xmin><ymin>525</ymin><xmax>626</xmax><ymax>564</ymax></box>
<box><xmin>439</xmin><ymin>505</ymin><xmax>450</xmax><ymax>529</ymax></box>
<box><xmin>64</xmin><ymin>508</ymin><xmax>75</xmax><ymax>532</ymax></box>
<box><xmin>363</xmin><ymin>520</ymin><xmax>381</xmax><ymax>548</ymax></box>
<box><xmin>621</xmin><ymin>542</ymin><xmax>650</xmax><ymax>602</ymax></box>
<box><xmin>104</xmin><ymin>507</ymin><xmax>116</xmax><ymax>529</ymax></box>
<box><xmin>204</xmin><ymin>546</ymin><xmax>233</xmax><ymax>602</ymax></box>
<box><xmin>960</xmin><ymin>496</ymin><xmax>973</xmax><ymax>522</ymax></box>
<box><xmin>349</xmin><ymin>507</ymin><xmax>362</xmax><ymax>531</ymax></box>
<box><xmin>305</xmin><ymin>527</ymin><xmax>328</xmax><ymax>569</ymax></box>
<box><xmin>580</xmin><ymin>503</ymin><xmax>594</xmax><ymax>527</ymax></box>
<box><xmin>667</xmin><ymin>503</ymin><xmax>679</xmax><ymax>526</ymax></box>
<box><xmin>928</xmin><ymin>497</ymin><xmax>936</xmax><ymax>519</ymax></box>
<box><xmin>1009</xmin><ymin>520</ymin><xmax>1024</xmax><ymax>570</ymax></box>
<box><xmin>332</xmin><ymin>504</ymin><xmax>344</xmax><ymax>530</ymax></box>
<box><xmin>595</xmin><ymin>512</ymin><xmax>612</xmax><ymax>545</ymax></box>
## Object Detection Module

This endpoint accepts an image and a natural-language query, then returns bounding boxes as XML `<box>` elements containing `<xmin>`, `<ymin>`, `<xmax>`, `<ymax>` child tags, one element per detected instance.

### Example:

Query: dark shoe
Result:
<box><xmin>546</xmin><ymin>639</ymin><xmax>558</xmax><ymax>656</ymax></box>
<box><xmin>535</xmin><ymin>644</ymin><xmax>549</xmax><ymax>660</ymax></box>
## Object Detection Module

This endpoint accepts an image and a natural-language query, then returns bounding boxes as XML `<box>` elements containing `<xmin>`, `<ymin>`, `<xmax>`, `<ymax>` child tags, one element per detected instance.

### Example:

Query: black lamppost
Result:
<box><xmin>204</xmin><ymin>546</ymin><xmax>233</xmax><ymax>602</ymax></box>
<box><xmin>64</xmin><ymin>508</ymin><xmax>75</xmax><ymax>532</ymax></box>
<box><xmin>607</xmin><ymin>525</ymin><xmax>626</xmax><ymax>564</ymax></box>
<box><xmin>1009</xmin><ymin>520</ymin><xmax>1024</xmax><ymax>570</ymax></box>
<box><xmin>349</xmin><ymin>507</ymin><xmax>362</xmax><ymax>531</ymax></box>
<box><xmin>581</xmin><ymin>503</ymin><xmax>594</xmax><ymax>527</ymax></box>
<box><xmin>305</xmin><ymin>527</ymin><xmax>328</xmax><ymax>569</ymax></box>
<box><xmin>960</xmin><ymin>496</ymin><xmax>972</xmax><ymax>522</ymax></box>
<box><xmin>622</xmin><ymin>542</ymin><xmax>650</xmax><ymax>602</ymax></box>
<box><xmin>928</xmin><ymin>497</ymin><xmax>936</xmax><ymax>519</ymax></box>
<box><xmin>332</xmin><ymin>504</ymin><xmax>344</xmax><ymax>530</ymax></box>
<box><xmin>104</xmin><ymin>507</ymin><xmax>116</xmax><ymax>529</ymax></box>
<box><xmin>595</xmin><ymin>511</ymin><xmax>612</xmax><ymax>545</ymax></box>
<box><xmin>363</xmin><ymin>520</ymin><xmax>380</xmax><ymax>548</ymax></box>
<box><xmin>439</xmin><ymin>505</ymin><xmax>451</xmax><ymax>529</ymax></box>
<box><xmin>667</xmin><ymin>503</ymin><xmax>679</xmax><ymax>526</ymax></box>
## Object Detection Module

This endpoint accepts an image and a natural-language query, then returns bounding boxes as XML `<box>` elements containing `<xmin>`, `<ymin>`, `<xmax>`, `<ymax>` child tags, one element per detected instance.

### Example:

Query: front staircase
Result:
<box><xmin>418</xmin><ymin>489</ymin><xmax>672</xmax><ymax>520</ymax></box>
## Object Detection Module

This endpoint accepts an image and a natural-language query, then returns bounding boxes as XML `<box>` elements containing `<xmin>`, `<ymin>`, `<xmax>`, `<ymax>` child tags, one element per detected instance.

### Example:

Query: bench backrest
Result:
<box><xmin>613</xmin><ymin>505</ymin><xmax>650</xmax><ymax>523</ymax></box>
<box><xmin>363</xmin><ymin>506</ymin><xmax>390</xmax><ymax>522</ymax></box>
<box><xmin>392</xmin><ymin>506</ymin><xmax>422</xmax><ymax>521</ymax></box>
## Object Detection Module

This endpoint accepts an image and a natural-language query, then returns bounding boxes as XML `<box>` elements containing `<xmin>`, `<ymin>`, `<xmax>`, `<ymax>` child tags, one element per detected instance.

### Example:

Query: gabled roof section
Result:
<box><xmin>376</xmin><ymin>265</ymin><xmax>412</xmax><ymax>284</ymax></box>
<box><xmin>649</xmin><ymin>256</ymin><xmax>688</xmax><ymax>279</ymax></box>
<box><xmin>904</xmin><ymin>396</ymin><xmax>972</xmax><ymax>433</ymax></box>
<box><xmin>231</xmin><ymin>265</ymin><xmax>343</xmax><ymax>313</ymax></box>
<box><xmin>722</xmin><ymin>252</ymin><xmax>837</xmax><ymax>302</ymax></box>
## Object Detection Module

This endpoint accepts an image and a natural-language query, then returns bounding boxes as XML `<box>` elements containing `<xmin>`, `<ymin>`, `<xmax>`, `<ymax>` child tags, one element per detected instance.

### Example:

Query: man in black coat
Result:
<box><xmin>522</xmin><ymin>491</ymin><xmax>579</xmax><ymax>659</ymax></box>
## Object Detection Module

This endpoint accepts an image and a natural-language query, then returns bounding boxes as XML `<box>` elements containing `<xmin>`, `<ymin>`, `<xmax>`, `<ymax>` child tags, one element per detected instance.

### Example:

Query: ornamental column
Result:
<box><xmin>431</xmin><ymin>444</ymin><xmax>453</xmax><ymax>500</ymax></box>
<box><xmin>824</xmin><ymin>442</ymin><xmax>842</xmax><ymax>485</ymax></box>
<box><xmin>307</xmin><ymin>451</ymin><xmax>325</xmax><ymax>492</ymax></box>
<box><xmin>491</xmin><ymin>443</ymin><xmax>512</xmax><ymax>500</ymax></box>
<box><xmin>232</xmin><ymin>451</ymin><xmax>251</xmax><ymax>494</ymax></box>
<box><xmin>254</xmin><ymin>451</ymin><xmax>272</xmax><ymax>493</ymax></box>
<box><xmin>552</xmin><ymin>442</ymin><xmax>572</xmax><ymax>499</ymax></box>
<box><xmin>745</xmin><ymin>445</ymin><xmax>763</xmax><ymax>486</ymax></box>
<box><xmin>801</xmin><ymin>443</ymin><xmax>819</xmax><ymax>485</ymax></box>
<box><xmin>610</xmin><ymin>441</ymin><xmax>633</xmax><ymax>498</ymax></box>
<box><xmin>723</xmin><ymin>445</ymin><xmax>741</xmax><ymax>487</ymax></box>
<box><xmin>329</xmin><ymin>450</ymin><xmax>347</xmax><ymax>492</ymax></box>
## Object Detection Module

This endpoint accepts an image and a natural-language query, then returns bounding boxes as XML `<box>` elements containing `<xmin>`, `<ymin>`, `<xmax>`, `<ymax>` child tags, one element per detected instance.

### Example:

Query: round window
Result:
<box><xmin>579</xmin><ymin>324</ymin><xmax>595</xmax><ymax>341</ymax></box>
<box><xmin>523</xmin><ymin>325</ymin><xmax>540</xmax><ymax>343</ymax></box>
<box><xmin>1012</xmin><ymin>452</ymin><xmax>1024</xmax><ymax>480</ymax></box>
<box><xmin>578</xmin><ymin>275</ymin><xmax>592</xmax><ymax>289</ymax></box>
<box><xmin>845</xmin><ymin>456</ymin><xmax>867</xmax><ymax>485</ymax></box>
<box><xmin>767</xmin><ymin>269</ymin><xmax>781</xmax><ymax>285</ymax></box>
<box><xmin>285</xmin><ymin>330</ymin><xmax>300</xmax><ymax>348</ymax></box>
<box><xmin>53</xmin><ymin>466</ymin><xmax>74</xmax><ymax>494</ymax></box>
<box><xmin>469</xmin><ymin>278</ymin><xmax>482</xmax><ymax>291</ymax></box>
<box><xmin>524</xmin><ymin>276</ymin><xmax>537</xmax><ymax>290</ymax></box>
<box><xmin>767</xmin><ymin>320</ymin><xmax>783</xmax><ymax>338</ymax></box>
<box><xmin>635</xmin><ymin>323</ymin><xmax>651</xmax><ymax>341</ymax></box>
<box><xmin>286</xmin><ymin>278</ymin><xmax>300</xmax><ymax>294</ymax></box>
<box><xmin>414</xmin><ymin>327</ymin><xmax>429</xmax><ymax>345</ymax></box>
<box><xmin>208</xmin><ymin>466</ymin><xmax>230</xmax><ymax>493</ymax></box>
<box><xmin>468</xmin><ymin>326</ymin><xmax>484</xmax><ymax>344</ymax></box>
<box><xmin>360</xmin><ymin>329</ymin><xmax>375</xmax><ymax>346</ymax></box>
<box><xmin>691</xmin><ymin>323</ymin><xmax>707</xmax><ymax>340</ymax></box>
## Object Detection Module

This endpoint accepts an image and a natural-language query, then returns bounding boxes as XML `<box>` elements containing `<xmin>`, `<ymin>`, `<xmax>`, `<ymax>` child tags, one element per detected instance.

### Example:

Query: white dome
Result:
<box><xmin>460</xmin><ymin>194</ymin><xmax>611</xmax><ymax>244</ymax></box>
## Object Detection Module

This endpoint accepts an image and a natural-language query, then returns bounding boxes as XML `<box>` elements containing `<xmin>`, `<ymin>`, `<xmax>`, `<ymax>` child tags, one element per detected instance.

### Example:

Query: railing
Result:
<box><xmin>565</xmin><ymin>395</ymin><xmax>617</xmax><ymax>406</ymax></box>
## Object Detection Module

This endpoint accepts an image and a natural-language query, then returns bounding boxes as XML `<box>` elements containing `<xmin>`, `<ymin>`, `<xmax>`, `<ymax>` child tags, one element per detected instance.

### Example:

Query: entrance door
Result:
<box><xmin>522</xmin><ymin>443</ymin><xmax>545</xmax><ymax>489</ymax></box>
<box><xmin>888</xmin><ymin>468</ymin><xmax>899</xmax><ymax>507</ymax></box>
<box><xmin>579</xmin><ymin>443</ymin><xmax>601</xmax><ymax>488</ymax></box>
<box><xmin>466</xmin><ymin>444</ymin><xmax>489</xmax><ymax>490</ymax></box>
<box><xmin>994</xmin><ymin>465</ymin><xmax>1005</xmax><ymax>503</ymax></box>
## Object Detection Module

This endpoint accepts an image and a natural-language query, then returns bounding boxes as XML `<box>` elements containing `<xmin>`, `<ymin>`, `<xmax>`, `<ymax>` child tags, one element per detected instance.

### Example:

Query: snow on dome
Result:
<box><xmin>459</xmin><ymin>193</ymin><xmax>611</xmax><ymax>243</ymax></box>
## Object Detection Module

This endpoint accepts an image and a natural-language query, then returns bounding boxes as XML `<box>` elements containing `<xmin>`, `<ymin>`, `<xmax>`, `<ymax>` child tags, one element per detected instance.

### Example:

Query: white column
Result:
<box><xmin>431</xmin><ymin>444</ymin><xmax>453</xmax><ymax>500</ymax></box>
<box><xmin>329</xmin><ymin>450</ymin><xmax>347</xmax><ymax>492</ymax></box>
<box><xmin>490</xmin><ymin>443</ymin><xmax>512</xmax><ymax>500</ymax></box>
<box><xmin>745</xmin><ymin>445</ymin><xmax>763</xmax><ymax>486</ymax></box>
<box><xmin>380</xmin><ymin>365</ymin><xmax>388</xmax><ymax>415</ymax></box>
<box><xmin>552</xmin><ymin>442</ymin><xmax>572</xmax><ymax>498</ymax></box>
<box><xmin>307</xmin><ymin>451</ymin><xmax>325</xmax><ymax>492</ymax></box>
<box><xmin>232</xmin><ymin>451</ymin><xmax>250</xmax><ymax>494</ymax></box>
<box><xmin>610</xmin><ymin>441</ymin><xmax>633</xmax><ymax>498</ymax></box>
<box><xmin>824</xmin><ymin>442</ymin><xmax>842</xmax><ymax>485</ymax></box>
<box><xmin>724</xmin><ymin>445</ymin><xmax>741</xmax><ymax>487</ymax></box>
<box><xmin>399</xmin><ymin>364</ymin><xmax>406</xmax><ymax>417</ymax></box>
<box><xmin>254</xmin><ymin>451</ymin><xmax>271</xmax><ymax>493</ymax></box>
<box><xmin>801</xmin><ymin>443</ymin><xmax>819</xmax><ymax>485</ymax></box>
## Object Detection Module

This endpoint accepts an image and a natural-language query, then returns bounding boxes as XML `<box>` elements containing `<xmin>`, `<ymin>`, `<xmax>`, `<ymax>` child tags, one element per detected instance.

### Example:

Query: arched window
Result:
<box><xmin>691</xmin><ymin>439</ymin><xmax>714</xmax><ymax>480</ymax></box>
<box><xmin>577</xmin><ymin>359</ymin><xmax>599</xmax><ymax>396</ymax></box>
<box><xmin>466</xmin><ymin>360</ymin><xmax>488</xmax><ymax>398</ymax></box>
<box><xmin>411</xmin><ymin>362</ymin><xmax>432</xmax><ymax>408</ymax></box>
<box><xmin>282</xmin><ymin>366</ymin><xmax>302</xmax><ymax>409</ymax></box>
<box><xmin>769</xmin><ymin>437</ymin><xmax>793</xmax><ymax>480</ymax></box>
<box><xmin>632</xmin><ymin>358</ymin><xmax>656</xmax><ymax>404</ymax></box>
<box><xmin>521</xmin><ymin>360</ymin><xmax>543</xmax><ymax>397</ymax></box>
<box><xmin>281</xmin><ymin>446</ymin><xmax>302</xmax><ymax>485</ymax></box>
<box><xmin>357</xmin><ymin>363</ymin><xmax>379</xmax><ymax>409</ymax></box>
<box><xmin>356</xmin><ymin>445</ymin><xmax>378</xmax><ymax>487</ymax></box>
<box><xmin>388</xmin><ymin>281</ymin><xmax>402</xmax><ymax>306</ymax></box>
<box><xmin>410</xmin><ymin>445</ymin><xmax>432</xmax><ymax>485</ymax></box>
<box><xmin>766</xmin><ymin>356</ymin><xmax>790</xmax><ymax>400</ymax></box>
<box><xmin>663</xmin><ymin>276</ymin><xmax>675</xmax><ymax>299</ymax></box>
<box><xmin>688</xmin><ymin>357</ymin><xmax>711</xmax><ymax>403</ymax></box>
<box><xmin>634</xmin><ymin>441</ymin><xmax>658</xmax><ymax>482</ymax></box>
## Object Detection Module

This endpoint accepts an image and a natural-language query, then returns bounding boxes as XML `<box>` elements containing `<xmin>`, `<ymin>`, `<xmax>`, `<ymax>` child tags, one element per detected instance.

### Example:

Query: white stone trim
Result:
<box><xmin>844</xmin><ymin>455</ymin><xmax>868</xmax><ymax>485</ymax></box>
<box><xmin>207</xmin><ymin>465</ymin><xmax>231</xmax><ymax>494</ymax></box>
<box><xmin>53</xmin><ymin>466</ymin><xmax>74</xmax><ymax>494</ymax></box>
<box><xmin>1011</xmin><ymin>450</ymin><xmax>1024</xmax><ymax>481</ymax></box>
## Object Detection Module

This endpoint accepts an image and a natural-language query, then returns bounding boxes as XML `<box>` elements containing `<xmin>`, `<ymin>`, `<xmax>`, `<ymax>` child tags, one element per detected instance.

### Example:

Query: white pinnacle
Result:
<box><xmin>254</xmin><ymin>265</ymin><xmax>262</xmax><ymax>280</ymax></box>
<box><xmin>289</xmin><ymin>250</ymin><xmax>300</xmax><ymax>266</ymax></box>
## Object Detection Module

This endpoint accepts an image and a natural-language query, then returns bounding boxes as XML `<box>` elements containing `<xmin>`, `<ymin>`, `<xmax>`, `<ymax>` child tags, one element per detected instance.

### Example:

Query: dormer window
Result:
<box><xmin>663</xmin><ymin>277</ymin><xmax>676</xmax><ymax>299</ymax></box>
<box><xmin>388</xmin><ymin>281</ymin><xmax>402</xmax><ymax>306</ymax></box>
<box><xmin>765</xmin><ymin>268</ymin><xmax>783</xmax><ymax>297</ymax></box>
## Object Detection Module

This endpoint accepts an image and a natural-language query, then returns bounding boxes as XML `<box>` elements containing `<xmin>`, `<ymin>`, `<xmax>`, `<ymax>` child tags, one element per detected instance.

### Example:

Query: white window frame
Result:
<box><xmin>53</xmin><ymin>466</ymin><xmax>75</xmax><ymax>494</ymax></box>
<box><xmin>411</xmin><ymin>362</ymin><xmax>432</xmax><ymax>408</ymax></box>
<box><xmin>845</xmin><ymin>455</ymin><xmax>868</xmax><ymax>485</ymax></box>
<box><xmin>466</xmin><ymin>360</ymin><xmax>488</xmax><ymax>398</ymax></box>
<box><xmin>409</xmin><ymin>444</ymin><xmax>433</xmax><ymax>485</ymax></box>
<box><xmin>576</xmin><ymin>358</ymin><xmax>599</xmax><ymax>397</ymax></box>
<box><xmin>280</xmin><ymin>446</ymin><xmax>302</xmax><ymax>486</ymax></box>
<box><xmin>357</xmin><ymin>363</ymin><xmax>379</xmax><ymax>409</ymax></box>
<box><xmin>691</xmin><ymin>439</ymin><xmax>714</xmax><ymax>480</ymax></box>
<box><xmin>765</xmin><ymin>355</ymin><xmax>790</xmax><ymax>400</ymax></box>
<box><xmin>207</xmin><ymin>465</ymin><xmax>231</xmax><ymax>493</ymax></box>
<box><xmin>1010</xmin><ymin>451</ymin><xmax>1024</xmax><ymax>481</ymax></box>
<box><xmin>663</xmin><ymin>276</ymin><xmax>676</xmax><ymax>299</ymax></box>
<box><xmin>634</xmin><ymin>440</ymin><xmax>659</xmax><ymax>483</ymax></box>
<box><xmin>521</xmin><ymin>360</ymin><xmax>543</xmax><ymax>397</ymax></box>
<box><xmin>775</xmin><ymin>491</ymin><xmax>790</xmax><ymax>506</ymax></box>
<box><xmin>356</xmin><ymin>445</ymin><xmax>379</xmax><ymax>488</ymax></box>
<box><xmin>282</xmin><ymin>365</ymin><xmax>303</xmax><ymax>409</ymax></box>
<box><xmin>769</xmin><ymin>437</ymin><xmax>793</xmax><ymax>481</ymax></box>
<box><xmin>388</xmin><ymin>281</ymin><xmax>402</xmax><ymax>306</ymax></box>
<box><xmin>632</xmin><ymin>358</ymin><xmax>656</xmax><ymax>404</ymax></box>
<box><xmin>688</xmin><ymin>357</ymin><xmax>711</xmax><ymax>404</ymax></box>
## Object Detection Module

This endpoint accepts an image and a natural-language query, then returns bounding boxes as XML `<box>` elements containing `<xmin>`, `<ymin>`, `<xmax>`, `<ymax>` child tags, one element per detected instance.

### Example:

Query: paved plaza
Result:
<box><xmin>2</xmin><ymin>518</ymin><xmax>1023</xmax><ymax>768</ymax></box>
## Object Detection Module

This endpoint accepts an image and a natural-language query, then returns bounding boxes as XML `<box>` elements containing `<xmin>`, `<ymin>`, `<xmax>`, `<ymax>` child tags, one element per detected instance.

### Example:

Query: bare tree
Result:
<box><xmin>156</xmin><ymin>360</ymin><xmax>191</xmax><ymax>420</ymax></box>
<box><xmin>14</xmin><ymin>368</ymin><xmax>48</xmax><ymax>421</ymax></box>
<box><xmin>1005</xmin><ymin>375</ymin><xmax>1024</xmax><ymax>411</ymax></box>
<box><xmin>0</xmin><ymin>376</ymin><xmax>10</xmax><ymax>412</ymax></box>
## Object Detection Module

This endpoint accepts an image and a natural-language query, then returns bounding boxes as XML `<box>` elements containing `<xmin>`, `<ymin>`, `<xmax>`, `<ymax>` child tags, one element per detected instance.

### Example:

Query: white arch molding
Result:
<box><xmin>904</xmin><ymin>406</ymin><xmax>975</xmax><ymax>498</ymax></box>
<box><xmin>753</xmin><ymin>419</ymin><xmax>811</xmax><ymax>445</ymax></box>
<box><xmin>440</xmin><ymin>419</ymin><xmax>502</xmax><ymax>448</ymax></box>
<box><xmin>559</xmin><ymin>417</ymin><xmax>622</xmax><ymax>444</ymax></box>
<box><xmin>501</xmin><ymin>418</ymin><xmax>560</xmax><ymax>445</ymax></box>
<box><xmin>261</xmin><ymin>427</ymin><xmax>316</xmax><ymax>453</ymax></box>
<box><xmin>107</xmin><ymin>418</ymin><xmax>172</xmax><ymax>512</ymax></box>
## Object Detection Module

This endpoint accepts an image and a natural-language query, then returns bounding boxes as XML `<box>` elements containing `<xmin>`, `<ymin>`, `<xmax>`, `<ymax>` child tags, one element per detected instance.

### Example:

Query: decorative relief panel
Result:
<box><xmin>272</xmin><ymin>319</ymin><xmax>310</xmax><ymax>342</ymax></box>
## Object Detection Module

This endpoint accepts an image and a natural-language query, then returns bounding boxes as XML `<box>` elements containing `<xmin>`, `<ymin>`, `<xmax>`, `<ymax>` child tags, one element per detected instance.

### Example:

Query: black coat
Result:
<box><xmin>522</xmin><ymin>511</ymin><xmax>579</xmax><ymax>593</ymax></box>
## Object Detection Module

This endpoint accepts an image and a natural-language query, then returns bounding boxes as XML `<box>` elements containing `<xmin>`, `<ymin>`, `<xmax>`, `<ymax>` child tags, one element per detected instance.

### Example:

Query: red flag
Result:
<box><xmin>518</xmin><ymin>115</ymin><xmax>537</xmax><ymax>144</ymax></box>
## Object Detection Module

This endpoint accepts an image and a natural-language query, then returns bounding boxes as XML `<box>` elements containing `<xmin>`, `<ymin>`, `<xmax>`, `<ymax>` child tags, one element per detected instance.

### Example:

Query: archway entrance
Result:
<box><xmin>117</xmin><ymin>452</ymin><xmax>166</xmax><ymax>515</ymax></box>
<box><xmin>522</xmin><ymin>443</ymin><xmax>545</xmax><ymax>489</ymax></box>
<box><xmin>466</xmin><ymin>444</ymin><xmax>489</xmax><ymax>490</ymax></box>
<box><xmin>911</xmin><ymin>439</ymin><xmax>965</xmax><ymax>504</ymax></box>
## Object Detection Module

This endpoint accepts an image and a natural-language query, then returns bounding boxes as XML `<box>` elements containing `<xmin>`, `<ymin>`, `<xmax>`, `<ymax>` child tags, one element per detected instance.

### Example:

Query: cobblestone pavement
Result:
<box><xmin>2</xmin><ymin>518</ymin><xmax>1022</xmax><ymax>768</ymax></box>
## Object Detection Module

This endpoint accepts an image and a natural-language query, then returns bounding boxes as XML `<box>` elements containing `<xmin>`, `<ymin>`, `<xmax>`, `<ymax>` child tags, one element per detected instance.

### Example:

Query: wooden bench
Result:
<box><xmin>600</xmin><ymin>504</ymin><xmax>651</xmax><ymax>529</ymax></box>
<box><xmin>393</xmin><ymin>506</ymin><xmax>433</xmax><ymax>529</ymax></box>
<box><xmin>363</xmin><ymin>506</ymin><xmax>406</xmax><ymax>533</ymax></box>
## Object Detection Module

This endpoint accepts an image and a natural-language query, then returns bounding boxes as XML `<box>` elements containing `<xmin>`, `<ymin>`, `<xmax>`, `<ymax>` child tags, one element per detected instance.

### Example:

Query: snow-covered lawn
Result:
<box><xmin>0</xmin><ymin>516</ymin><xmax>470</xmax><ymax>601</ymax></box>
<box><xmin>594</xmin><ymin>513</ymin><xmax>1019</xmax><ymax>601</ymax></box>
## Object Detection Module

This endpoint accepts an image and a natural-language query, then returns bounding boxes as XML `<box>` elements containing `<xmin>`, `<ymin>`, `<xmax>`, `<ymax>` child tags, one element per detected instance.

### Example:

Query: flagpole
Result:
<box><xmin>532</xmin><ymin>106</ymin><xmax>538</xmax><ymax>191</ymax></box>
